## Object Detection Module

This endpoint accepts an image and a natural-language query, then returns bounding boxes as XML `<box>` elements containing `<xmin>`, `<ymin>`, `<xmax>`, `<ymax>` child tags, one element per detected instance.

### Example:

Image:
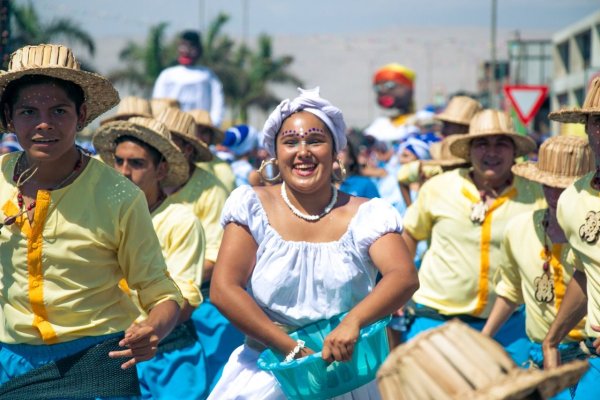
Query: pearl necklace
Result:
<box><xmin>280</xmin><ymin>181</ymin><xmax>338</xmax><ymax>221</ymax></box>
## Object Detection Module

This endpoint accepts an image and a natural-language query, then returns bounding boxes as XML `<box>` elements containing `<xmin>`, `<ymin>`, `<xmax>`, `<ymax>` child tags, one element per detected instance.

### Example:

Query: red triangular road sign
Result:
<box><xmin>504</xmin><ymin>85</ymin><xmax>548</xmax><ymax>125</ymax></box>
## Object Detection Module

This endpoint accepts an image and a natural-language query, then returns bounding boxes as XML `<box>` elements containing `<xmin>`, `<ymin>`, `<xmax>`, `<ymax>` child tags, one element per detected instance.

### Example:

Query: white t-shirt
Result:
<box><xmin>152</xmin><ymin>65</ymin><xmax>225</xmax><ymax>127</ymax></box>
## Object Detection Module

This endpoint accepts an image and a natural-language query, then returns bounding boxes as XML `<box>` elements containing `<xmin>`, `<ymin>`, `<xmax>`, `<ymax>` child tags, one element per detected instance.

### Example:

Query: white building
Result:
<box><xmin>551</xmin><ymin>10</ymin><xmax>600</xmax><ymax>111</ymax></box>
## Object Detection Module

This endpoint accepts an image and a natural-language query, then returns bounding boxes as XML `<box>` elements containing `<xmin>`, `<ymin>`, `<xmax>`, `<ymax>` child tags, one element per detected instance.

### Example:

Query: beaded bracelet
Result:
<box><xmin>284</xmin><ymin>339</ymin><xmax>306</xmax><ymax>362</ymax></box>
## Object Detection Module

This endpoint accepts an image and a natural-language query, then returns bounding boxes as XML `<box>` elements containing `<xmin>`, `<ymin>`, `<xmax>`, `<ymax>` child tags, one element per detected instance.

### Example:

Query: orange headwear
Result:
<box><xmin>373</xmin><ymin>63</ymin><xmax>416</xmax><ymax>88</ymax></box>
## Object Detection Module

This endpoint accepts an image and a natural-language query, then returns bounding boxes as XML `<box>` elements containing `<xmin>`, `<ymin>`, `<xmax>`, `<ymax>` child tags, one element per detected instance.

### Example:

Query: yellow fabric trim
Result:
<box><xmin>2</xmin><ymin>198</ymin><xmax>32</xmax><ymax>237</ymax></box>
<box><xmin>460</xmin><ymin>187</ymin><xmax>478</xmax><ymax>203</ymax></box>
<box><xmin>118</xmin><ymin>278</ymin><xmax>131</xmax><ymax>295</ymax></box>
<box><xmin>391</xmin><ymin>114</ymin><xmax>411</xmax><ymax>127</ymax></box>
<box><xmin>549</xmin><ymin>244</ymin><xmax>565</xmax><ymax>310</ymax></box>
<box><xmin>547</xmin><ymin>244</ymin><xmax>584</xmax><ymax>341</ymax></box>
<box><xmin>462</xmin><ymin>186</ymin><xmax>517</xmax><ymax>315</ymax></box>
<box><xmin>27</xmin><ymin>190</ymin><xmax>58</xmax><ymax>344</ymax></box>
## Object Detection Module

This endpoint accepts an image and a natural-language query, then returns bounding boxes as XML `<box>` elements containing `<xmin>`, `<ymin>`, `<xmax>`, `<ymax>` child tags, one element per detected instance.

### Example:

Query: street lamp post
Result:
<box><xmin>490</xmin><ymin>0</ymin><xmax>498</xmax><ymax>109</ymax></box>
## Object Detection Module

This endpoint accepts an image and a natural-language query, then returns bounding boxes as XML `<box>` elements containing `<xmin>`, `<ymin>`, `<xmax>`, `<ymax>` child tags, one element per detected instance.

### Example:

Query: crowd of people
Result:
<box><xmin>0</xmin><ymin>29</ymin><xmax>599</xmax><ymax>400</ymax></box>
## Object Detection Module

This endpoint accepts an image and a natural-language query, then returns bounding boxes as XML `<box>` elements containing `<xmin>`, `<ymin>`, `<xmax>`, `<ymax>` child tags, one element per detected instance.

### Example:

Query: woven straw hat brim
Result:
<box><xmin>93</xmin><ymin>121</ymin><xmax>189</xmax><ymax>187</ymax></box>
<box><xmin>376</xmin><ymin>319</ymin><xmax>588</xmax><ymax>400</ymax></box>
<box><xmin>468</xmin><ymin>360</ymin><xmax>588</xmax><ymax>400</ymax></box>
<box><xmin>0</xmin><ymin>67</ymin><xmax>119</xmax><ymax>132</ymax></box>
<box><xmin>434</xmin><ymin>113</ymin><xmax>472</xmax><ymax>126</ymax></box>
<box><xmin>548</xmin><ymin>108</ymin><xmax>600</xmax><ymax>124</ymax></box>
<box><xmin>196</xmin><ymin>123</ymin><xmax>225</xmax><ymax>144</ymax></box>
<box><xmin>421</xmin><ymin>157</ymin><xmax>470</xmax><ymax>167</ymax></box>
<box><xmin>170</xmin><ymin>130</ymin><xmax>213</xmax><ymax>162</ymax></box>
<box><xmin>511</xmin><ymin>161</ymin><xmax>581</xmax><ymax>188</ymax></box>
<box><xmin>449</xmin><ymin>132</ymin><xmax>537</xmax><ymax>159</ymax></box>
<box><xmin>100</xmin><ymin>111</ymin><xmax>153</xmax><ymax>126</ymax></box>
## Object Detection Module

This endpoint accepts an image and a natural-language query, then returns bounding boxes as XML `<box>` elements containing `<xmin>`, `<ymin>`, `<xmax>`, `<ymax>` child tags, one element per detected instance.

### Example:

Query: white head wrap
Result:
<box><xmin>262</xmin><ymin>87</ymin><xmax>347</xmax><ymax>157</ymax></box>
<box><xmin>223</xmin><ymin>125</ymin><xmax>260</xmax><ymax>156</ymax></box>
<box><xmin>398</xmin><ymin>137</ymin><xmax>432</xmax><ymax>160</ymax></box>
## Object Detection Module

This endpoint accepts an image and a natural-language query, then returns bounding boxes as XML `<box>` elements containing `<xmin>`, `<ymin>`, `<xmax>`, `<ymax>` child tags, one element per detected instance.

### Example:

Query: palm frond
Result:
<box><xmin>44</xmin><ymin>19</ymin><xmax>96</xmax><ymax>55</ymax></box>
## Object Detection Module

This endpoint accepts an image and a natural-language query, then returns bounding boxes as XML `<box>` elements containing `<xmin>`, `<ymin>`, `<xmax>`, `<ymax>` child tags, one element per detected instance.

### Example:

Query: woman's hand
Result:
<box><xmin>321</xmin><ymin>317</ymin><xmax>360</xmax><ymax>363</ymax></box>
<box><xmin>109</xmin><ymin>320</ymin><xmax>161</xmax><ymax>369</ymax></box>
<box><xmin>292</xmin><ymin>346</ymin><xmax>316</xmax><ymax>360</ymax></box>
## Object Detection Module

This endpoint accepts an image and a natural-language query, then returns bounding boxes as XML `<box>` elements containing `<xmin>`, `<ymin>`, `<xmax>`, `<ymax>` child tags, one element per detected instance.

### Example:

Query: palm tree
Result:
<box><xmin>10</xmin><ymin>1</ymin><xmax>95</xmax><ymax>58</ymax></box>
<box><xmin>199</xmin><ymin>13</ymin><xmax>302</xmax><ymax>123</ymax></box>
<box><xmin>107</xmin><ymin>12</ymin><xmax>302</xmax><ymax>123</ymax></box>
<box><xmin>107</xmin><ymin>22</ymin><xmax>176</xmax><ymax>96</ymax></box>
<box><xmin>231</xmin><ymin>34</ymin><xmax>303</xmax><ymax>123</ymax></box>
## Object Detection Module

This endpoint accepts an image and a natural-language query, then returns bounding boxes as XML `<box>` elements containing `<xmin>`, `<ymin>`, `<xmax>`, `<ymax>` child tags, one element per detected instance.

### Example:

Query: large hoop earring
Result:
<box><xmin>258</xmin><ymin>158</ymin><xmax>281</xmax><ymax>184</ymax></box>
<box><xmin>332</xmin><ymin>157</ymin><xmax>347</xmax><ymax>182</ymax></box>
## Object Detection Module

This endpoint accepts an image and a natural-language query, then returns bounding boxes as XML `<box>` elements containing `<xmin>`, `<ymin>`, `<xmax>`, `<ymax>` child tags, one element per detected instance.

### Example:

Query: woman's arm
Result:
<box><xmin>210</xmin><ymin>222</ymin><xmax>303</xmax><ymax>357</ymax></box>
<box><xmin>481</xmin><ymin>296</ymin><xmax>519</xmax><ymax>337</ymax></box>
<box><xmin>402</xmin><ymin>230</ymin><xmax>418</xmax><ymax>260</ymax></box>
<box><xmin>322</xmin><ymin>231</ymin><xmax>419</xmax><ymax>362</ymax></box>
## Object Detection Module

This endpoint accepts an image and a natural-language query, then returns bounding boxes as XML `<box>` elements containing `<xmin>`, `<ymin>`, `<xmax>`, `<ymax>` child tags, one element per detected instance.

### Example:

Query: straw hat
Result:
<box><xmin>150</xmin><ymin>98</ymin><xmax>180</xmax><ymax>117</ymax></box>
<box><xmin>156</xmin><ymin>107</ymin><xmax>213</xmax><ymax>162</ymax></box>
<box><xmin>377</xmin><ymin>319</ymin><xmax>588</xmax><ymax>400</ymax></box>
<box><xmin>93</xmin><ymin>117</ymin><xmax>189</xmax><ymax>187</ymax></box>
<box><xmin>549</xmin><ymin>77</ymin><xmax>600</xmax><ymax>124</ymax></box>
<box><xmin>435</xmin><ymin>96</ymin><xmax>483</xmax><ymax>126</ymax></box>
<box><xmin>0</xmin><ymin>44</ymin><xmax>119</xmax><ymax>132</ymax></box>
<box><xmin>186</xmin><ymin>109</ymin><xmax>224</xmax><ymax>144</ymax></box>
<box><xmin>421</xmin><ymin>138</ymin><xmax>470</xmax><ymax>168</ymax></box>
<box><xmin>100</xmin><ymin>96</ymin><xmax>152</xmax><ymax>125</ymax></box>
<box><xmin>512</xmin><ymin>135</ymin><xmax>594</xmax><ymax>188</ymax></box>
<box><xmin>449</xmin><ymin>109</ymin><xmax>537</xmax><ymax>159</ymax></box>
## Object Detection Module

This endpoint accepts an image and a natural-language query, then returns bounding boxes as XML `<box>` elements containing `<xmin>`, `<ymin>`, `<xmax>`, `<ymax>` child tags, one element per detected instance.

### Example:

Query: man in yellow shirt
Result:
<box><xmin>481</xmin><ymin>135</ymin><xmax>592</xmax><ymax>398</ymax></box>
<box><xmin>402</xmin><ymin>109</ymin><xmax>545</xmax><ymax>365</ymax></box>
<box><xmin>542</xmin><ymin>77</ymin><xmax>600</xmax><ymax>399</ymax></box>
<box><xmin>155</xmin><ymin>107</ymin><xmax>243</xmax><ymax>391</ymax></box>
<box><xmin>397</xmin><ymin>95</ymin><xmax>480</xmax><ymax>205</ymax></box>
<box><xmin>0</xmin><ymin>44</ymin><xmax>182</xmax><ymax>398</ymax></box>
<box><xmin>94</xmin><ymin>116</ymin><xmax>210</xmax><ymax>398</ymax></box>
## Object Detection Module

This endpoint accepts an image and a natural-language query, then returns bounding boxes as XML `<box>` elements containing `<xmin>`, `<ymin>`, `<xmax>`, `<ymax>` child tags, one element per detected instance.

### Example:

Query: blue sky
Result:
<box><xmin>30</xmin><ymin>0</ymin><xmax>600</xmax><ymax>39</ymax></box>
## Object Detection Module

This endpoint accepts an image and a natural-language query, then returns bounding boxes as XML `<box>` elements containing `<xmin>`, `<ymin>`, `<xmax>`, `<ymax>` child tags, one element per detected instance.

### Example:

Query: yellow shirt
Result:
<box><xmin>152</xmin><ymin>202</ymin><xmax>204</xmax><ymax>306</ymax></box>
<box><xmin>163</xmin><ymin>166</ymin><xmax>228</xmax><ymax>264</ymax></box>
<box><xmin>557</xmin><ymin>172</ymin><xmax>600</xmax><ymax>338</ymax></box>
<box><xmin>198</xmin><ymin>158</ymin><xmax>236</xmax><ymax>193</ymax></box>
<box><xmin>0</xmin><ymin>153</ymin><xmax>183</xmax><ymax>345</ymax></box>
<box><xmin>404</xmin><ymin>168</ymin><xmax>545</xmax><ymax>318</ymax></box>
<box><xmin>495</xmin><ymin>209</ymin><xmax>586</xmax><ymax>343</ymax></box>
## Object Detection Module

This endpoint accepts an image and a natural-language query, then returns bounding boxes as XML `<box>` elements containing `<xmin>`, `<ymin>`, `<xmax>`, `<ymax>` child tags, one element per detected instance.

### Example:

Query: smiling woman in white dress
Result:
<box><xmin>207</xmin><ymin>88</ymin><xmax>419</xmax><ymax>399</ymax></box>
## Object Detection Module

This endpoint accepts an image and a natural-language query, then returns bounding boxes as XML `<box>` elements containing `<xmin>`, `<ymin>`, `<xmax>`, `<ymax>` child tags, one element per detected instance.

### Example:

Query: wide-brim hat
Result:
<box><xmin>421</xmin><ymin>139</ymin><xmax>470</xmax><ymax>168</ymax></box>
<box><xmin>92</xmin><ymin>116</ymin><xmax>189</xmax><ymax>187</ymax></box>
<box><xmin>0</xmin><ymin>44</ymin><xmax>119</xmax><ymax>132</ymax></box>
<box><xmin>156</xmin><ymin>107</ymin><xmax>213</xmax><ymax>162</ymax></box>
<box><xmin>186</xmin><ymin>109</ymin><xmax>224</xmax><ymax>144</ymax></box>
<box><xmin>100</xmin><ymin>96</ymin><xmax>152</xmax><ymax>125</ymax></box>
<box><xmin>435</xmin><ymin>95</ymin><xmax>483</xmax><ymax>126</ymax></box>
<box><xmin>376</xmin><ymin>319</ymin><xmax>588</xmax><ymax>400</ymax></box>
<box><xmin>512</xmin><ymin>135</ymin><xmax>594</xmax><ymax>188</ymax></box>
<box><xmin>150</xmin><ymin>98</ymin><xmax>180</xmax><ymax>117</ymax></box>
<box><xmin>449</xmin><ymin>109</ymin><xmax>537</xmax><ymax>159</ymax></box>
<box><xmin>549</xmin><ymin>77</ymin><xmax>600</xmax><ymax>124</ymax></box>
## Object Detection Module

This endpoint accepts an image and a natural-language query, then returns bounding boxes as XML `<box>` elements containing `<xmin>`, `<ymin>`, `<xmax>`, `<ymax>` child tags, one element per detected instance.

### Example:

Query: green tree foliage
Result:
<box><xmin>107</xmin><ymin>22</ymin><xmax>176</xmax><ymax>97</ymax></box>
<box><xmin>109</xmin><ymin>12</ymin><xmax>302</xmax><ymax>123</ymax></box>
<box><xmin>200</xmin><ymin>13</ymin><xmax>302</xmax><ymax>123</ymax></box>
